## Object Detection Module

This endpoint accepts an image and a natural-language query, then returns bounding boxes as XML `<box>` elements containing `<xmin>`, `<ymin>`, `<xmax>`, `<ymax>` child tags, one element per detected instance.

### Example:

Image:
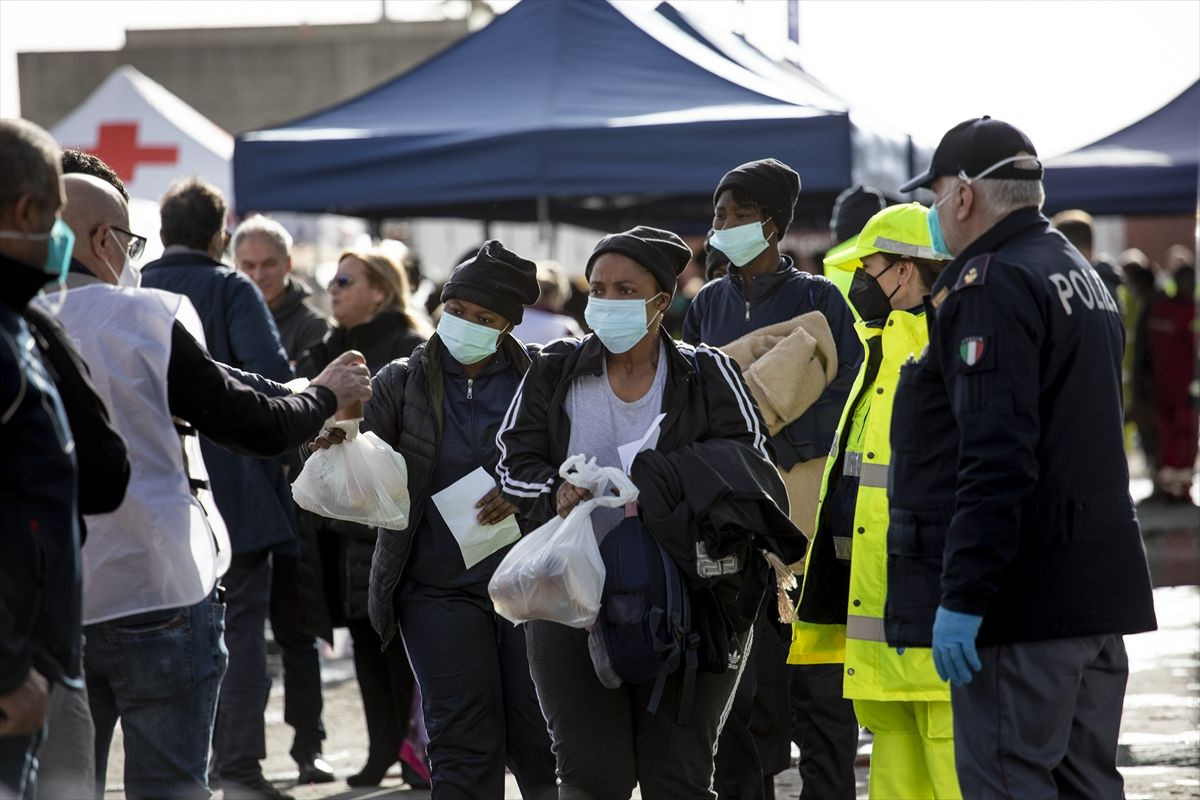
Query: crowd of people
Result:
<box><xmin>0</xmin><ymin>109</ymin><xmax>1194</xmax><ymax>800</ymax></box>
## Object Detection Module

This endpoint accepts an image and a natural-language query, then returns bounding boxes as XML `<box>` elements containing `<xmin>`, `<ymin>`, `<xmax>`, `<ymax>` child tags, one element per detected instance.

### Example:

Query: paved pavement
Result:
<box><xmin>99</xmin><ymin>583</ymin><xmax>1200</xmax><ymax>800</ymax></box>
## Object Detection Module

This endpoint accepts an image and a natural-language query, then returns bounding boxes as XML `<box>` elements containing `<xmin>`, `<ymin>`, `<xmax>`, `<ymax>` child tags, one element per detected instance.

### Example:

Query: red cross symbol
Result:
<box><xmin>77</xmin><ymin>122</ymin><xmax>179</xmax><ymax>183</ymax></box>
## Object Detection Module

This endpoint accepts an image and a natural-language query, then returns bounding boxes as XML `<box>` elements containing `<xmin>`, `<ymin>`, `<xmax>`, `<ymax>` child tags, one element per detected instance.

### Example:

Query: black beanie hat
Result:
<box><xmin>585</xmin><ymin>226</ymin><xmax>692</xmax><ymax>295</ymax></box>
<box><xmin>440</xmin><ymin>240</ymin><xmax>540</xmax><ymax>324</ymax></box>
<box><xmin>714</xmin><ymin>158</ymin><xmax>801</xmax><ymax>236</ymax></box>
<box><xmin>830</xmin><ymin>184</ymin><xmax>887</xmax><ymax>244</ymax></box>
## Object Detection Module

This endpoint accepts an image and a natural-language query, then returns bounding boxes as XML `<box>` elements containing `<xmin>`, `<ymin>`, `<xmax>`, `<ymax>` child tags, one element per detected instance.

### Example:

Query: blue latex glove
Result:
<box><xmin>931</xmin><ymin>606</ymin><xmax>984</xmax><ymax>686</ymax></box>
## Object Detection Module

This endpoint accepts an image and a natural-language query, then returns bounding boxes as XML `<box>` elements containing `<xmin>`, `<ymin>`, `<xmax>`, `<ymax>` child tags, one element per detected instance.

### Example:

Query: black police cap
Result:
<box><xmin>901</xmin><ymin>116</ymin><xmax>1043</xmax><ymax>193</ymax></box>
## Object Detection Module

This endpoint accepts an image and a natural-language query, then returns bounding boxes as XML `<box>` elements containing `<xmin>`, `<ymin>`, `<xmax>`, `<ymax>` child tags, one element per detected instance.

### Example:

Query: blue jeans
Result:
<box><xmin>86</xmin><ymin>593</ymin><xmax>227</xmax><ymax>800</ymax></box>
<box><xmin>0</xmin><ymin>729</ymin><xmax>45</xmax><ymax>800</ymax></box>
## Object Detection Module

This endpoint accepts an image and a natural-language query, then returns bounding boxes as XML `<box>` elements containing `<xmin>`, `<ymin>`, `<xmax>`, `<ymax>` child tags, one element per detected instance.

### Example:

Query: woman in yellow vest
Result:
<box><xmin>790</xmin><ymin>203</ymin><xmax>959</xmax><ymax>799</ymax></box>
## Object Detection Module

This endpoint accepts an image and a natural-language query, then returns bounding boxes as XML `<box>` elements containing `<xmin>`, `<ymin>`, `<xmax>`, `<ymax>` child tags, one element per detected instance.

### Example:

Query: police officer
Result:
<box><xmin>887</xmin><ymin>117</ymin><xmax>1157</xmax><ymax>798</ymax></box>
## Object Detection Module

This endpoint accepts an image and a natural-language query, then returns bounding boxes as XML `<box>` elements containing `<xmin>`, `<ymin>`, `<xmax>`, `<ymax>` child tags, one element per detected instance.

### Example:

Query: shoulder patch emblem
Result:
<box><xmin>954</xmin><ymin>254</ymin><xmax>992</xmax><ymax>291</ymax></box>
<box><xmin>959</xmin><ymin>335</ymin><xmax>987</xmax><ymax>366</ymax></box>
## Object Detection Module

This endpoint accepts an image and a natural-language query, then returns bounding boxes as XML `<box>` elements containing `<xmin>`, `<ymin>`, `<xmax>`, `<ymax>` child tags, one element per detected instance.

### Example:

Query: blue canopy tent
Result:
<box><xmin>1043</xmin><ymin>81</ymin><xmax>1199</xmax><ymax>216</ymax></box>
<box><xmin>235</xmin><ymin>0</ymin><xmax>883</xmax><ymax>229</ymax></box>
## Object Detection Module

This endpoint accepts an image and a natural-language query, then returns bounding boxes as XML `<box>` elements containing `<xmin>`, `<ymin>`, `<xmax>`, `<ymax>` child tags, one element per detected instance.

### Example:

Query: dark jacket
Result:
<box><xmin>886</xmin><ymin>208</ymin><xmax>1157</xmax><ymax>648</ymax></box>
<box><xmin>0</xmin><ymin>255</ymin><xmax>83</xmax><ymax>691</ymax></box>
<box><xmin>683</xmin><ymin>258</ymin><xmax>862</xmax><ymax>469</ymax></box>
<box><xmin>496</xmin><ymin>330</ymin><xmax>780</xmax><ymax>658</ymax></box>
<box><xmin>142</xmin><ymin>249</ymin><xmax>295</xmax><ymax>553</ymax></box>
<box><xmin>23</xmin><ymin>303</ymin><xmax>130</xmax><ymax>530</ymax></box>
<box><xmin>272</xmin><ymin>276</ymin><xmax>330</xmax><ymax>364</ymax></box>
<box><xmin>633</xmin><ymin>438</ymin><xmax>807</xmax><ymax>658</ymax></box>
<box><xmin>299</xmin><ymin>308</ymin><xmax>425</xmax><ymax>378</ymax></box>
<box><xmin>365</xmin><ymin>335</ymin><xmax>534</xmax><ymax>648</ymax></box>
<box><xmin>296</xmin><ymin>311</ymin><xmax>429</xmax><ymax>639</ymax></box>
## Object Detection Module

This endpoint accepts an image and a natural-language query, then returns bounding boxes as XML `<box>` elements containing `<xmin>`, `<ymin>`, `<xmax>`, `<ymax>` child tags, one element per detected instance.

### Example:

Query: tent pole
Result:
<box><xmin>537</xmin><ymin>195</ymin><xmax>551</xmax><ymax>247</ymax></box>
<box><xmin>482</xmin><ymin>219</ymin><xmax>492</xmax><ymax>240</ymax></box>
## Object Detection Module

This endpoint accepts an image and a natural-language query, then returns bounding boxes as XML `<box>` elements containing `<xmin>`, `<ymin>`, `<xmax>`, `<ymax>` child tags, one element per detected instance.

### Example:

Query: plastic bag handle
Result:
<box><xmin>559</xmin><ymin>454</ymin><xmax>638</xmax><ymax>507</ymax></box>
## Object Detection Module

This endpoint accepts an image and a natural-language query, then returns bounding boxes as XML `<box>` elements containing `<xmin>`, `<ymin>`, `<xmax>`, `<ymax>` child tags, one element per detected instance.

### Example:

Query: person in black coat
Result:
<box><xmin>891</xmin><ymin>117</ymin><xmax>1156</xmax><ymax>799</ymax></box>
<box><xmin>310</xmin><ymin>242</ymin><xmax>557</xmax><ymax>797</ymax></box>
<box><xmin>496</xmin><ymin>228</ymin><xmax>788</xmax><ymax>799</ymax></box>
<box><xmin>297</xmin><ymin>249</ymin><xmax>428</xmax><ymax>787</ymax></box>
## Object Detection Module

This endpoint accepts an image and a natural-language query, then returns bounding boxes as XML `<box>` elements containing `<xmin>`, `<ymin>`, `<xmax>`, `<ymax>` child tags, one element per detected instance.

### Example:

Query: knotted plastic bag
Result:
<box><xmin>489</xmin><ymin>455</ymin><xmax>637</xmax><ymax>628</ymax></box>
<box><xmin>292</xmin><ymin>419</ymin><xmax>410</xmax><ymax>530</ymax></box>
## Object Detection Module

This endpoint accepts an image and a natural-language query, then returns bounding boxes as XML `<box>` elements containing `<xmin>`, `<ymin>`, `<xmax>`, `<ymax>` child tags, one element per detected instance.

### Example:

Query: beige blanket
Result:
<box><xmin>722</xmin><ymin>312</ymin><xmax>839</xmax><ymax>559</ymax></box>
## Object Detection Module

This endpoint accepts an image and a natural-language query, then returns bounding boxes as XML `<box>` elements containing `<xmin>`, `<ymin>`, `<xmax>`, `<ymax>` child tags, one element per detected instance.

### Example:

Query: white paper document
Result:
<box><xmin>617</xmin><ymin>412</ymin><xmax>667</xmax><ymax>474</ymax></box>
<box><xmin>431</xmin><ymin>467</ymin><xmax>522</xmax><ymax>569</ymax></box>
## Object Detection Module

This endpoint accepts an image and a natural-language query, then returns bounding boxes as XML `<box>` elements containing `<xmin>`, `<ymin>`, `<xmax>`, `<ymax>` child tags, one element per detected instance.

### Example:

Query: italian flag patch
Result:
<box><xmin>959</xmin><ymin>336</ymin><xmax>987</xmax><ymax>366</ymax></box>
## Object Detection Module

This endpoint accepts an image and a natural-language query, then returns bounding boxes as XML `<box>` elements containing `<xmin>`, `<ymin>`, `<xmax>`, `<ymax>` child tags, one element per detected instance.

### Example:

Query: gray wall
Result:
<box><xmin>18</xmin><ymin>17</ymin><xmax>475</xmax><ymax>134</ymax></box>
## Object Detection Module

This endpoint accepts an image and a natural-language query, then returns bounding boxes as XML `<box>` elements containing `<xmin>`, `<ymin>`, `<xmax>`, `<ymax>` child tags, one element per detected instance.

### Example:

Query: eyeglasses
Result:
<box><xmin>328</xmin><ymin>274</ymin><xmax>355</xmax><ymax>289</ymax></box>
<box><xmin>104</xmin><ymin>225</ymin><xmax>147</xmax><ymax>260</ymax></box>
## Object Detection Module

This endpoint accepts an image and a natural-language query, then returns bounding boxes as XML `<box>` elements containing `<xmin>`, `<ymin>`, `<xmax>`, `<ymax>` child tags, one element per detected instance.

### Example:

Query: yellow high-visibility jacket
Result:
<box><xmin>788</xmin><ymin>308</ymin><xmax>947</xmax><ymax>702</ymax></box>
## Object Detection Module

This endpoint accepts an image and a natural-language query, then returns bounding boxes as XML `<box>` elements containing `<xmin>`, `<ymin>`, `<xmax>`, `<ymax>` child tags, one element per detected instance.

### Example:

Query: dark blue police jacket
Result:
<box><xmin>683</xmin><ymin>258</ymin><xmax>862</xmax><ymax>469</ymax></box>
<box><xmin>885</xmin><ymin>207</ymin><xmax>1157</xmax><ymax>648</ymax></box>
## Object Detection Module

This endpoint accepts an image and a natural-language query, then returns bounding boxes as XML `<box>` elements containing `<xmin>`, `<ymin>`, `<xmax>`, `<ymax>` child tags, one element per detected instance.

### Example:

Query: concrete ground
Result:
<box><xmin>97</xmin><ymin>584</ymin><xmax>1199</xmax><ymax>800</ymax></box>
<box><xmin>100</xmin><ymin>465</ymin><xmax>1199</xmax><ymax>799</ymax></box>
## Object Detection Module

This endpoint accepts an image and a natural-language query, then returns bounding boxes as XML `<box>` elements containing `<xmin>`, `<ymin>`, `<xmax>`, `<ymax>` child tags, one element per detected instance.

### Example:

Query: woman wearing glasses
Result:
<box><xmin>297</xmin><ymin>249</ymin><xmax>431</xmax><ymax>787</ymax></box>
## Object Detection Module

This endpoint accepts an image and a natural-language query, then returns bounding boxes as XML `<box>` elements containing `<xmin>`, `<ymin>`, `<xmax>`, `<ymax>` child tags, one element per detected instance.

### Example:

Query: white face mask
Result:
<box><xmin>709</xmin><ymin>220</ymin><xmax>773</xmax><ymax>267</ymax></box>
<box><xmin>103</xmin><ymin>253</ymin><xmax>142</xmax><ymax>288</ymax></box>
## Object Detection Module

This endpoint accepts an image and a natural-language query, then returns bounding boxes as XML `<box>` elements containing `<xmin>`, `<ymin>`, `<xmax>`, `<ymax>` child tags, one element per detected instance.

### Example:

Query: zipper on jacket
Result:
<box><xmin>467</xmin><ymin>378</ymin><xmax>474</xmax><ymax>400</ymax></box>
<box><xmin>744</xmin><ymin>299</ymin><xmax>751</xmax><ymax>322</ymax></box>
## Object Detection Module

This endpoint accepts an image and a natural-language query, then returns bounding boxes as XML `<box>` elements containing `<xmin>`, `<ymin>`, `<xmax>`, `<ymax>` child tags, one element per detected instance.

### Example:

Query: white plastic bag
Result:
<box><xmin>489</xmin><ymin>455</ymin><xmax>638</xmax><ymax>628</ymax></box>
<box><xmin>292</xmin><ymin>419</ymin><xmax>411</xmax><ymax>530</ymax></box>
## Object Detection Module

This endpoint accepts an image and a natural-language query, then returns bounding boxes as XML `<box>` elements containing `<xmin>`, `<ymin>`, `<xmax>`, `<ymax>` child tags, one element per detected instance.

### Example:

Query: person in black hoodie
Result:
<box><xmin>0</xmin><ymin>117</ymin><xmax>103</xmax><ymax>798</ymax></box>
<box><xmin>690</xmin><ymin>159</ymin><xmax>863</xmax><ymax>800</ymax></box>
<box><xmin>496</xmin><ymin>227</ymin><xmax>790</xmax><ymax>799</ymax></box>
<box><xmin>310</xmin><ymin>241</ymin><xmax>557</xmax><ymax>798</ymax></box>
<box><xmin>298</xmin><ymin>248</ymin><xmax>429</xmax><ymax>787</ymax></box>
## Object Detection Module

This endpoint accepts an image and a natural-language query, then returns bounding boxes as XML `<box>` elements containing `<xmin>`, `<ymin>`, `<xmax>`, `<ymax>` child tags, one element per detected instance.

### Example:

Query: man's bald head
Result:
<box><xmin>63</xmin><ymin>173</ymin><xmax>130</xmax><ymax>283</ymax></box>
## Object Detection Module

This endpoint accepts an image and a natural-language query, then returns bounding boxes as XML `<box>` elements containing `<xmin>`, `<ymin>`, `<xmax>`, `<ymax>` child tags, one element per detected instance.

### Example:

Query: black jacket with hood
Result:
<box><xmin>0</xmin><ymin>254</ymin><xmax>84</xmax><ymax>691</ymax></box>
<box><xmin>496</xmin><ymin>329</ymin><xmax>788</xmax><ymax>658</ymax></box>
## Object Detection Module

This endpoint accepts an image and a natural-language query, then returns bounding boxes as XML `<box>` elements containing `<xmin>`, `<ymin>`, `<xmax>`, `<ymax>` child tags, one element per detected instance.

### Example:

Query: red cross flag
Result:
<box><xmin>51</xmin><ymin>66</ymin><xmax>234</xmax><ymax>262</ymax></box>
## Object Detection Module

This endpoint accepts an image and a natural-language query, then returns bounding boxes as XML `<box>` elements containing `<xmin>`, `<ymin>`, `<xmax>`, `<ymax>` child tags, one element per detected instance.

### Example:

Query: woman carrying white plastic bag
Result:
<box><xmin>496</xmin><ymin>227</ymin><xmax>782</xmax><ymax>799</ymax></box>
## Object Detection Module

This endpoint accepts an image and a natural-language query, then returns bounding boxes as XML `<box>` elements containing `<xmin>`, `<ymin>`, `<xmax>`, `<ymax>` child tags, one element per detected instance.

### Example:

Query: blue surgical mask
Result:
<box><xmin>927</xmin><ymin>154</ymin><xmax>1039</xmax><ymax>259</ymax></box>
<box><xmin>709</xmin><ymin>220</ymin><xmax>773</xmax><ymax>267</ymax></box>
<box><xmin>437</xmin><ymin>312</ymin><xmax>504</xmax><ymax>365</ymax></box>
<box><xmin>0</xmin><ymin>217</ymin><xmax>76</xmax><ymax>282</ymax></box>
<box><xmin>585</xmin><ymin>293</ymin><xmax>664</xmax><ymax>354</ymax></box>
<box><xmin>927</xmin><ymin>205</ymin><xmax>951</xmax><ymax>258</ymax></box>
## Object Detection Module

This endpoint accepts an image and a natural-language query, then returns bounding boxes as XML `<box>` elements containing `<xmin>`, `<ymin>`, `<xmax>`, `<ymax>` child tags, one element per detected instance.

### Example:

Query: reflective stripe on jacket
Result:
<box><xmin>790</xmin><ymin>308</ymin><xmax>947</xmax><ymax>701</ymax></box>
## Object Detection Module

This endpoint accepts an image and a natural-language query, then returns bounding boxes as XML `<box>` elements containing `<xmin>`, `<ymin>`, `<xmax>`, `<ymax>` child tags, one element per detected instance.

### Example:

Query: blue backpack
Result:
<box><xmin>588</xmin><ymin>516</ymin><xmax>700</xmax><ymax>723</ymax></box>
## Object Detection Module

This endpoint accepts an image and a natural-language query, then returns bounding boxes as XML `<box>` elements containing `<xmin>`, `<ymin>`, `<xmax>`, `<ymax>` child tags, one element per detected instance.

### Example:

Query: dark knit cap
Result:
<box><xmin>704</xmin><ymin>240</ymin><xmax>730</xmax><ymax>280</ymax></box>
<box><xmin>585</xmin><ymin>226</ymin><xmax>692</xmax><ymax>295</ymax></box>
<box><xmin>713</xmin><ymin>158</ymin><xmax>801</xmax><ymax>236</ymax></box>
<box><xmin>440</xmin><ymin>240</ymin><xmax>540</xmax><ymax>324</ymax></box>
<box><xmin>830</xmin><ymin>184</ymin><xmax>887</xmax><ymax>244</ymax></box>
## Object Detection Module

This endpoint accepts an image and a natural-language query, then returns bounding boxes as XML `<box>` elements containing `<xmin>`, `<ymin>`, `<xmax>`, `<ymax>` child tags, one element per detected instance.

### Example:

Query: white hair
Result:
<box><xmin>973</xmin><ymin>177</ymin><xmax>1045</xmax><ymax>215</ymax></box>
<box><xmin>232</xmin><ymin>214</ymin><xmax>293</xmax><ymax>257</ymax></box>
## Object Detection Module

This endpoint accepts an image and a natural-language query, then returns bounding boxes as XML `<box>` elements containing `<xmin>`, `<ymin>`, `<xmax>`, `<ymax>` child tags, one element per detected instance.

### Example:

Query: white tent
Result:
<box><xmin>51</xmin><ymin>65</ymin><xmax>234</xmax><ymax>263</ymax></box>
